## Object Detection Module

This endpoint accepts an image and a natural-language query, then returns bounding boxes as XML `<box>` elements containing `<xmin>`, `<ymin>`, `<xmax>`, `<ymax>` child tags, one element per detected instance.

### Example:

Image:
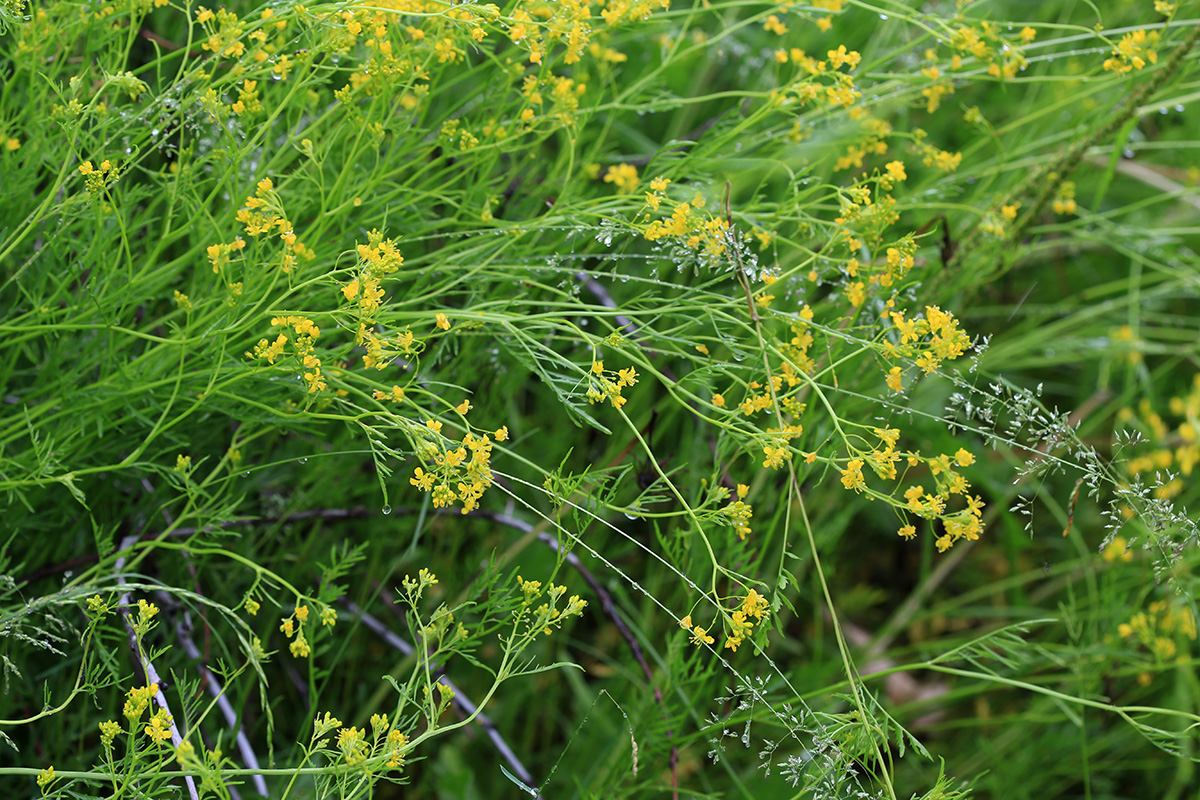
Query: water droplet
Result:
<box><xmin>299</xmin><ymin>457</ymin><xmax>308</xmax><ymax>464</ymax></box>
<box><xmin>382</xmin><ymin>505</ymin><xmax>392</xmax><ymax>515</ymax></box>
<box><xmin>242</xmin><ymin>472</ymin><xmax>250</xmax><ymax>478</ymax></box>
<box><xmin>879</xmin><ymin>13</ymin><xmax>887</xmax><ymax>18</ymax></box>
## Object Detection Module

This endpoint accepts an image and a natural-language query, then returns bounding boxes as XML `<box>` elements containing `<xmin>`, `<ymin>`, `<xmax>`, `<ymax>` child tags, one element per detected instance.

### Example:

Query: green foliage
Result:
<box><xmin>2</xmin><ymin>0</ymin><xmax>1200</xmax><ymax>798</ymax></box>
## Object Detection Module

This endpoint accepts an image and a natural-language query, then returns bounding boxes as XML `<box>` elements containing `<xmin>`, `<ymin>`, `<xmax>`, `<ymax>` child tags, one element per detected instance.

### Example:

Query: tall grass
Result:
<box><xmin>2</xmin><ymin>0</ymin><xmax>1199</xmax><ymax>797</ymax></box>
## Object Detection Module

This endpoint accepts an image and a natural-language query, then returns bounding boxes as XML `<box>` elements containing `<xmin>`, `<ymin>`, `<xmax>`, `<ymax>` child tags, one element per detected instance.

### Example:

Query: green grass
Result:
<box><xmin>2</xmin><ymin>0</ymin><xmax>1200</xmax><ymax>797</ymax></box>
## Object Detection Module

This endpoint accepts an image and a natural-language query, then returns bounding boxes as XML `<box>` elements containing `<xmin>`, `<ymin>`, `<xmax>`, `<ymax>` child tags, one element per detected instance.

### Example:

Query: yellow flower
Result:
<box><xmin>846</xmin><ymin>281</ymin><xmax>865</xmax><ymax>307</ymax></box>
<box><xmin>176</xmin><ymin>740</ymin><xmax>196</xmax><ymax>765</ymax></box>
<box><xmin>99</xmin><ymin>720</ymin><xmax>121</xmax><ymax>747</ymax></box>
<box><xmin>840</xmin><ymin>459</ymin><xmax>866</xmax><ymax>492</ymax></box>
<box><xmin>411</xmin><ymin>467</ymin><xmax>435</xmax><ymax>491</ymax></box>
<box><xmin>763</xmin><ymin>445</ymin><xmax>790</xmax><ymax>469</ymax></box>
<box><xmin>742</xmin><ymin>589</ymin><xmax>769</xmax><ymax>621</ymax></box>
<box><xmin>290</xmin><ymin>634</ymin><xmax>311</xmax><ymax>658</ymax></box>
<box><xmin>145</xmin><ymin>709</ymin><xmax>174</xmax><ymax>743</ymax></box>
<box><xmin>1102</xmin><ymin>536</ymin><xmax>1133</xmax><ymax>562</ymax></box>
<box><xmin>603</xmin><ymin>163</ymin><xmax>639</xmax><ymax>194</ymax></box>
<box><xmin>435</xmin><ymin>313</ymin><xmax>450</xmax><ymax>330</ymax></box>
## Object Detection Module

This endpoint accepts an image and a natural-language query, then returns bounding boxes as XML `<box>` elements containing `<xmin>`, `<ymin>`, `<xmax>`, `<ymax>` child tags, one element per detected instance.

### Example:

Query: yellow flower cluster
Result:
<box><xmin>722</xmin><ymin>484</ymin><xmax>754</xmax><ymax>540</ymax></box>
<box><xmin>518</xmin><ymin>73</ymin><xmax>588</xmax><ymax>130</ymax></box>
<box><xmin>919</xmin><ymin>52</ymin><xmax>955</xmax><ymax>113</ymax></box>
<box><xmin>234</xmin><ymin>178</ymin><xmax>313</xmax><ymax>273</ymax></box>
<box><xmin>1118</xmin><ymin>600</ymin><xmax>1196</xmax><ymax>670</ymax></box>
<box><xmin>514</xmin><ymin>574</ymin><xmax>588</xmax><ymax>639</ymax></box>
<box><xmin>196</xmin><ymin>5</ymin><xmax>248</xmax><ymax>59</ymax></box>
<box><xmin>206</xmin><ymin>238</ymin><xmax>246</xmax><ymax>273</ymax></box>
<box><xmin>99</xmin><ymin>719</ymin><xmax>121</xmax><ymax>748</ymax></box>
<box><xmin>916</xmin><ymin>451</ymin><xmax>985</xmax><ymax>552</ymax></box>
<box><xmin>278</xmin><ymin>602</ymin><xmax>332</xmax><ymax>658</ymax></box>
<box><xmin>642</xmin><ymin>191</ymin><xmax>735</xmax><ymax>262</ymax></box>
<box><xmin>884</xmin><ymin>305</ymin><xmax>970</xmax><ymax>375</ymax></box>
<box><xmin>1103</xmin><ymin>30</ymin><xmax>1159</xmax><ymax>75</ymax></box>
<box><xmin>401</xmin><ymin>567</ymin><xmax>439</xmax><ymax>603</ymax></box>
<box><xmin>336</xmin><ymin>726</ymin><xmax>370</xmax><ymax>766</ymax></box>
<box><xmin>320</xmin><ymin>712</ymin><xmax>412</xmax><ymax>770</ymax></box>
<box><xmin>772</xmin><ymin>40</ymin><xmax>864</xmax><ymax>110</ymax></box>
<box><xmin>245</xmin><ymin>315</ymin><xmax>326</xmax><ymax>394</ymax></box>
<box><xmin>133</xmin><ymin>598</ymin><xmax>159</xmax><ymax>636</ymax></box>
<box><xmin>385</xmin><ymin>727</ymin><xmax>409</xmax><ymax>769</ymax></box>
<box><xmin>1052</xmin><ymin>180</ymin><xmax>1077</xmax><ymax>215</ymax></box>
<box><xmin>834</xmin><ymin>118</ymin><xmax>892</xmax><ymax>171</ymax></box>
<box><xmin>410</xmin><ymin>428</ymin><xmax>498</xmax><ymax>513</ymax></box>
<box><xmin>604</xmin><ymin>163</ymin><xmax>639</xmax><ymax>194</ymax></box>
<box><xmin>723</xmin><ymin>589</ymin><xmax>769</xmax><ymax>652</ymax></box>
<box><xmin>835</xmin><ymin>424</ymin><xmax>984</xmax><ymax>551</ymax></box>
<box><xmin>1116</xmin><ymin>374</ymin><xmax>1200</xmax><ymax>502</ymax></box>
<box><xmin>339</xmin><ymin>229</ymin><xmax>407</xmax><ymax>368</ymax></box>
<box><xmin>145</xmin><ymin>708</ymin><xmax>174</xmax><ymax>744</ymax></box>
<box><xmin>1102</xmin><ymin>536</ymin><xmax>1134</xmax><ymax>562</ymax></box>
<box><xmin>230</xmin><ymin>79</ymin><xmax>262</xmax><ymax>115</ymax></box>
<box><xmin>585</xmin><ymin>360</ymin><xmax>639</xmax><ymax>409</ymax></box>
<box><xmin>832</xmin><ymin>232</ymin><xmax>917</xmax><ymax>310</ymax></box>
<box><xmin>811</xmin><ymin>0</ymin><xmax>844</xmax><ymax>31</ymax></box>
<box><xmin>123</xmin><ymin>682</ymin><xmax>158</xmax><ymax>721</ymax></box>
<box><xmin>78</xmin><ymin>159</ymin><xmax>119</xmax><ymax>194</ymax></box>
<box><xmin>978</xmin><ymin>202</ymin><xmax>1022</xmax><ymax>238</ymax></box>
<box><xmin>681</xmin><ymin>588</ymin><xmax>770</xmax><ymax>653</ymax></box>
<box><xmin>945</xmin><ymin>22</ymin><xmax>1034</xmax><ymax>80</ymax></box>
<box><xmin>911</xmin><ymin>129</ymin><xmax>962</xmax><ymax>172</ymax></box>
